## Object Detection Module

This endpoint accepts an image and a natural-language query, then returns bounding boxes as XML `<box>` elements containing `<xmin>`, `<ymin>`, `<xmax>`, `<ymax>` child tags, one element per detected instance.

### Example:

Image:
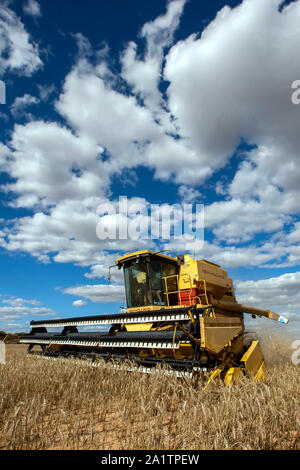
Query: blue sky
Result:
<box><xmin>0</xmin><ymin>0</ymin><xmax>300</xmax><ymax>337</ymax></box>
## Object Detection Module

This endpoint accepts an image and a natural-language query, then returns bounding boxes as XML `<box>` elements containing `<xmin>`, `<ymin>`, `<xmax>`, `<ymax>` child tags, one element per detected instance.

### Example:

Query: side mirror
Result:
<box><xmin>176</xmin><ymin>255</ymin><xmax>185</xmax><ymax>265</ymax></box>
<box><xmin>108</xmin><ymin>264</ymin><xmax>117</xmax><ymax>282</ymax></box>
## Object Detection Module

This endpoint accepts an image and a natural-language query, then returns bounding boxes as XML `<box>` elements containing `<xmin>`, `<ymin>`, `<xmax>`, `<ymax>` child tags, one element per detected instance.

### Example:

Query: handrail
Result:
<box><xmin>162</xmin><ymin>273</ymin><xmax>192</xmax><ymax>307</ymax></box>
<box><xmin>162</xmin><ymin>276</ymin><xmax>215</xmax><ymax>317</ymax></box>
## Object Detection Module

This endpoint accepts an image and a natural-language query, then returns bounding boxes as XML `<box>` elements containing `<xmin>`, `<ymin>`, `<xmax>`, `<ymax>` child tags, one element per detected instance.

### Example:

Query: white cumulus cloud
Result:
<box><xmin>72</xmin><ymin>299</ymin><xmax>87</xmax><ymax>307</ymax></box>
<box><xmin>0</xmin><ymin>4</ymin><xmax>42</xmax><ymax>75</ymax></box>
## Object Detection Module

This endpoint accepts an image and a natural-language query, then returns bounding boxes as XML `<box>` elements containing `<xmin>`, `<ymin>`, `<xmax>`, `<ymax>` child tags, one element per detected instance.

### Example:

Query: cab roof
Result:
<box><xmin>115</xmin><ymin>250</ymin><xmax>178</xmax><ymax>266</ymax></box>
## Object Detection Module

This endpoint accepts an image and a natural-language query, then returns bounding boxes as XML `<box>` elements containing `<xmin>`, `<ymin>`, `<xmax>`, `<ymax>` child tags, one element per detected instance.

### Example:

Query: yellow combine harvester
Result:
<box><xmin>20</xmin><ymin>250</ymin><xmax>288</xmax><ymax>386</ymax></box>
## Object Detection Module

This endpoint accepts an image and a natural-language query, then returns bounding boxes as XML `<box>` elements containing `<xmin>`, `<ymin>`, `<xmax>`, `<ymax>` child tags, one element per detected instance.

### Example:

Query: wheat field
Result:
<box><xmin>0</xmin><ymin>335</ymin><xmax>299</xmax><ymax>450</ymax></box>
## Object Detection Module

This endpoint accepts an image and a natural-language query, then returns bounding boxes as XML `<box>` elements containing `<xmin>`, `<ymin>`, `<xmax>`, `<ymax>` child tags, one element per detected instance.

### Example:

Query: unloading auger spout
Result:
<box><xmin>20</xmin><ymin>251</ymin><xmax>288</xmax><ymax>386</ymax></box>
<box><xmin>211</xmin><ymin>300</ymin><xmax>288</xmax><ymax>324</ymax></box>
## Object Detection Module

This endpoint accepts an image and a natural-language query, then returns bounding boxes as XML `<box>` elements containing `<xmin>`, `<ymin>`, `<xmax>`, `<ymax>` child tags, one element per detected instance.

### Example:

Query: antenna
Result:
<box><xmin>107</xmin><ymin>264</ymin><xmax>117</xmax><ymax>283</ymax></box>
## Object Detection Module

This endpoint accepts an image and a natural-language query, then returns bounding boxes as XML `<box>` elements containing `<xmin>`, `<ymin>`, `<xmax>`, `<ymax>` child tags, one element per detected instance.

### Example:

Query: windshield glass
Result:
<box><xmin>124</xmin><ymin>259</ymin><xmax>151</xmax><ymax>308</ymax></box>
<box><xmin>124</xmin><ymin>257</ymin><xmax>178</xmax><ymax>308</ymax></box>
<box><xmin>148</xmin><ymin>259</ymin><xmax>164</xmax><ymax>306</ymax></box>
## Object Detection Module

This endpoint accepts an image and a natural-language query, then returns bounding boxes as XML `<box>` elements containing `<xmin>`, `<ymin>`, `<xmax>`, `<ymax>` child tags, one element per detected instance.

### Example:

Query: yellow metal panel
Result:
<box><xmin>125</xmin><ymin>323</ymin><xmax>153</xmax><ymax>331</ymax></box>
<box><xmin>126</xmin><ymin>304</ymin><xmax>194</xmax><ymax>312</ymax></box>
<box><xmin>203</xmin><ymin>367</ymin><xmax>223</xmax><ymax>390</ymax></box>
<box><xmin>178</xmin><ymin>259</ymin><xmax>198</xmax><ymax>290</ymax></box>
<box><xmin>200</xmin><ymin>316</ymin><xmax>243</xmax><ymax>354</ymax></box>
<box><xmin>127</xmin><ymin>305</ymin><xmax>165</xmax><ymax>312</ymax></box>
<box><xmin>240</xmin><ymin>340</ymin><xmax>264</xmax><ymax>378</ymax></box>
<box><xmin>116</xmin><ymin>250</ymin><xmax>176</xmax><ymax>264</ymax></box>
<box><xmin>225</xmin><ymin>367</ymin><xmax>243</xmax><ymax>386</ymax></box>
<box><xmin>254</xmin><ymin>360</ymin><xmax>266</xmax><ymax>382</ymax></box>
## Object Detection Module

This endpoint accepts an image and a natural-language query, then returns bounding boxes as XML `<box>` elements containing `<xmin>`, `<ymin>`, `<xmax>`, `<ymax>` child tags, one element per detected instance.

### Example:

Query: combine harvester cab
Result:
<box><xmin>20</xmin><ymin>251</ymin><xmax>288</xmax><ymax>386</ymax></box>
